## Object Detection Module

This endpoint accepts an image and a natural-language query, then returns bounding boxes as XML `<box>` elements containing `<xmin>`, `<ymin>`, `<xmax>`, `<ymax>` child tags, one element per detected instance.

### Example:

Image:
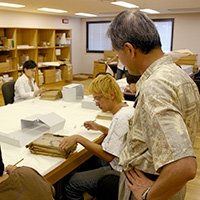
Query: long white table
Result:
<box><xmin>0</xmin><ymin>98</ymin><xmax>111</xmax><ymax>184</ymax></box>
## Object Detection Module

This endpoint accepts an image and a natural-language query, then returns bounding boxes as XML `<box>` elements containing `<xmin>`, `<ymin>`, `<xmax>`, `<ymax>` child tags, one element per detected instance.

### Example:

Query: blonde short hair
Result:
<box><xmin>88</xmin><ymin>74</ymin><xmax>124</xmax><ymax>102</ymax></box>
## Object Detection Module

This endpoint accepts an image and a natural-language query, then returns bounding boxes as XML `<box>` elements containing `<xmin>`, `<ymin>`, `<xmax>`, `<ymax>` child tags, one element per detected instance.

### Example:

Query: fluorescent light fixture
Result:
<box><xmin>75</xmin><ymin>13</ymin><xmax>97</xmax><ymax>17</ymax></box>
<box><xmin>0</xmin><ymin>2</ymin><xmax>25</xmax><ymax>8</ymax></box>
<box><xmin>111</xmin><ymin>1</ymin><xmax>138</xmax><ymax>8</ymax></box>
<box><xmin>140</xmin><ymin>9</ymin><xmax>160</xmax><ymax>14</ymax></box>
<box><xmin>37</xmin><ymin>8</ymin><xmax>68</xmax><ymax>13</ymax></box>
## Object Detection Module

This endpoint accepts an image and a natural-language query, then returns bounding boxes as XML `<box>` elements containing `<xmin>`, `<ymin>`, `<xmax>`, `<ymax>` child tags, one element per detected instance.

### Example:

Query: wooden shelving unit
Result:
<box><xmin>0</xmin><ymin>27</ymin><xmax>72</xmax><ymax>86</ymax></box>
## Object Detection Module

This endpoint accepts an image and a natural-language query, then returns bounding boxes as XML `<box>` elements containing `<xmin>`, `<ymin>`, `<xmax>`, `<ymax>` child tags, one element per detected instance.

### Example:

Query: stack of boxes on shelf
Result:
<box><xmin>60</xmin><ymin>64</ymin><xmax>73</xmax><ymax>81</ymax></box>
<box><xmin>43</xmin><ymin>69</ymin><xmax>56</xmax><ymax>84</ymax></box>
<box><xmin>0</xmin><ymin>55</ymin><xmax>13</xmax><ymax>72</ymax></box>
<box><xmin>56</xmin><ymin>69</ymin><xmax>62</xmax><ymax>82</ymax></box>
<box><xmin>18</xmin><ymin>54</ymin><xmax>29</xmax><ymax>70</ymax></box>
<box><xmin>56</xmin><ymin>33</ymin><xmax>71</xmax><ymax>47</ymax></box>
<box><xmin>0</xmin><ymin>28</ymin><xmax>14</xmax><ymax>50</ymax></box>
<box><xmin>38</xmin><ymin>70</ymin><xmax>44</xmax><ymax>85</ymax></box>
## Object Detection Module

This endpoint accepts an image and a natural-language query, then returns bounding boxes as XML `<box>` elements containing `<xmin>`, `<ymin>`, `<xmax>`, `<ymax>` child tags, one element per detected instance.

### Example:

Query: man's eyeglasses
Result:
<box><xmin>93</xmin><ymin>95</ymin><xmax>103</xmax><ymax>103</ymax></box>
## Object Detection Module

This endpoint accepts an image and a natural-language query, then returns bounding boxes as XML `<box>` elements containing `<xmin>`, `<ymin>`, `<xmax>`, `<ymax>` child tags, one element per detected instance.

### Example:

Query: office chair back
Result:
<box><xmin>1</xmin><ymin>80</ymin><xmax>15</xmax><ymax>105</ymax></box>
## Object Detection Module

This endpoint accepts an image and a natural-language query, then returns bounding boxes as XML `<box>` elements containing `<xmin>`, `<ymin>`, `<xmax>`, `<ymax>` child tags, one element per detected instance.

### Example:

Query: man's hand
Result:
<box><xmin>6</xmin><ymin>165</ymin><xmax>17</xmax><ymax>173</ymax></box>
<box><xmin>59</xmin><ymin>135</ymin><xmax>78</xmax><ymax>151</ymax></box>
<box><xmin>125</xmin><ymin>168</ymin><xmax>154</xmax><ymax>200</ymax></box>
<box><xmin>84</xmin><ymin>121</ymin><xmax>99</xmax><ymax>131</ymax></box>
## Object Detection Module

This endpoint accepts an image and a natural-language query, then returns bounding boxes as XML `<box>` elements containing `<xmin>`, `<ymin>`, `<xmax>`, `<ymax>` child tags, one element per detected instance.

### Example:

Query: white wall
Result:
<box><xmin>1</xmin><ymin>10</ymin><xmax>200</xmax><ymax>75</ymax></box>
<box><xmin>80</xmin><ymin>13</ymin><xmax>200</xmax><ymax>74</ymax></box>
<box><xmin>0</xmin><ymin>10</ymin><xmax>81</xmax><ymax>74</ymax></box>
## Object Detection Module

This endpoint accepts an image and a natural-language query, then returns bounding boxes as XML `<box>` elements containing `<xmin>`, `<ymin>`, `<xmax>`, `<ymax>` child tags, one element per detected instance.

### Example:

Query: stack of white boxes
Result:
<box><xmin>38</xmin><ymin>70</ymin><xmax>44</xmax><ymax>85</ymax></box>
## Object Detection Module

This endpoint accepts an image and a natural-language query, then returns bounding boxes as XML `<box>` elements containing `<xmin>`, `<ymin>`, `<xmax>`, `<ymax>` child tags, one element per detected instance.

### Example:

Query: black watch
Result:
<box><xmin>141</xmin><ymin>187</ymin><xmax>151</xmax><ymax>200</ymax></box>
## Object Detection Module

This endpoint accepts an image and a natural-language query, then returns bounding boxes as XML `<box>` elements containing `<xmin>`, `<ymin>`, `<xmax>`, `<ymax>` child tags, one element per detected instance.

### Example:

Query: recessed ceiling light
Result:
<box><xmin>37</xmin><ymin>8</ymin><xmax>68</xmax><ymax>13</ymax></box>
<box><xmin>111</xmin><ymin>1</ymin><xmax>138</xmax><ymax>8</ymax></box>
<box><xmin>140</xmin><ymin>9</ymin><xmax>160</xmax><ymax>14</ymax></box>
<box><xmin>75</xmin><ymin>13</ymin><xmax>97</xmax><ymax>17</ymax></box>
<box><xmin>0</xmin><ymin>2</ymin><xmax>25</xmax><ymax>8</ymax></box>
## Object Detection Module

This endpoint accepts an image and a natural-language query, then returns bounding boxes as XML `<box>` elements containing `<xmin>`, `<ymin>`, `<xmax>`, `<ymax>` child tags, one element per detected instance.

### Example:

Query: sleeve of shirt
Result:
<box><xmin>33</xmin><ymin>80</ymin><xmax>39</xmax><ymax>96</ymax></box>
<box><xmin>102</xmin><ymin>111</ymin><xmax>130</xmax><ymax>158</ymax></box>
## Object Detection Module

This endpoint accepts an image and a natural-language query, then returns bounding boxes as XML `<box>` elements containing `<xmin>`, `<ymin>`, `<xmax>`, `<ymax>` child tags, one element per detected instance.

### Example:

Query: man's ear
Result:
<box><xmin>111</xmin><ymin>91</ymin><xmax>115</xmax><ymax>100</ymax></box>
<box><xmin>124</xmin><ymin>42</ymin><xmax>135</xmax><ymax>57</ymax></box>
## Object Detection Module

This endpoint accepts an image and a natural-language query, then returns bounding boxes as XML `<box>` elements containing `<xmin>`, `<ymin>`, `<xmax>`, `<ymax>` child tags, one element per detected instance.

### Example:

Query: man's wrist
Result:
<box><xmin>141</xmin><ymin>187</ymin><xmax>151</xmax><ymax>200</ymax></box>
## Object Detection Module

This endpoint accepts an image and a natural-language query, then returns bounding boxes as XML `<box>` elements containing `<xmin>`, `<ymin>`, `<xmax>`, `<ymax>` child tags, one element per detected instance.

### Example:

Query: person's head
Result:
<box><xmin>107</xmin><ymin>10</ymin><xmax>161</xmax><ymax>54</ymax></box>
<box><xmin>0</xmin><ymin>147</ymin><xmax>4</xmax><ymax>176</ymax></box>
<box><xmin>126</xmin><ymin>73</ymin><xmax>141</xmax><ymax>93</ymax></box>
<box><xmin>89</xmin><ymin>74</ymin><xmax>124</xmax><ymax>112</ymax></box>
<box><xmin>107</xmin><ymin>10</ymin><xmax>162</xmax><ymax>75</ymax></box>
<box><xmin>23</xmin><ymin>60</ymin><xmax>37</xmax><ymax>79</ymax></box>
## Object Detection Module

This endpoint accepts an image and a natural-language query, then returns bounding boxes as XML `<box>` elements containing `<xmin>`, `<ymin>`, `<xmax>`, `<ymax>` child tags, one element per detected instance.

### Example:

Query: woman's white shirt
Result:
<box><xmin>14</xmin><ymin>74</ymin><xmax>39</xmax><ymax>103</ymax></box>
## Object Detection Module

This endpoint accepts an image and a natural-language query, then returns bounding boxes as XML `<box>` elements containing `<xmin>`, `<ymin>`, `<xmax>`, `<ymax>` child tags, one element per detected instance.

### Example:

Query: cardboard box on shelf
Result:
<box><xmin>0</xmin><ymin>62</ymin><xmax>9</xmax><ymax>73</ymax></box>
<box><xmin>38</xmin><ymin>55</ymin><xmax>44</xmax><ymax>62</ymax></box>
<box><xmin>2</xmin><ymin>38</ymin><xmax>14</xmax><ymax>48</ymax></box>
<box><xmin>38</xmin><ymin>54</ymin><xmax>47</xmax><ymax>62</ymax></box>
<box><xmin>43</xmin><ymin>68</ymin><xmax>56</xmax><ymax>77</ymax></box>
<box><xmin>43</xmin><ymin>69</ymin><xmax>56</xmax><ymax>84</ymax></box>
<box><xmin>0</xmin><ymin>55</ymin><xmax>8</xmax><ymax>62</ymax></box>
<box><xmin>45</xmin><ymin>76</ymin><xmax>56</xmax><ymax>84</ymax></box>
<box><xmin>0</xmin><ymin>55</ymin><xmax>12</xmax><ymax>72</ymax></box>
<box><xmin>60</xmin><ymin>64</ymin><xmax>73</xmax><ymax>81</ymax></box>
<box><xmin>6</xmin><ymin>57</ymin><xmax>13</xmax><ymax>70</ymax></box>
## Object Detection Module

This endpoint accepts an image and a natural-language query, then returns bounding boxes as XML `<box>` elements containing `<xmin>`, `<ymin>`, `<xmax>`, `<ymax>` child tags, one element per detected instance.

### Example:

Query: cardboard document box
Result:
<box><xmin>21</xmin><ymin>112</ymin><xmax>65</xmax><ymax>133</ymax></box>
<box><xmin>63</xmin><ymin>84</ymin><xmax>84</xmax><ymax>102</ymax></box>
<box><xmin>0</xmin><ymin>112</ymin><xmax>65</xmax><ymax>147</ymax></box>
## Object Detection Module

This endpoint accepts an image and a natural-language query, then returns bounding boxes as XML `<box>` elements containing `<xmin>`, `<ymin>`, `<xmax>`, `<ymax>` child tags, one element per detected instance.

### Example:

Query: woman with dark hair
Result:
<box><xmin>14</xmin><ymin>60</ymin><xmax>46</xmax><ymax>102</ymax></box>
<box><xmin>125</xmin><ymin>73</ymin><xmax>141</xmax><ymax>94</ymax></box>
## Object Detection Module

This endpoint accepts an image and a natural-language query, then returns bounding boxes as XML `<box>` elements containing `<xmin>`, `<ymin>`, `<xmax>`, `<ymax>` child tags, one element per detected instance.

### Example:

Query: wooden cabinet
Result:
<box><xmin>93</xmin><ymin>61</ymin><xmax>106</xmax><ymax>78</ymax></box>
<box><xmin>0</xmin><ymin>27</ymin><xmax>72</xmax><ymax>86</ymax></box>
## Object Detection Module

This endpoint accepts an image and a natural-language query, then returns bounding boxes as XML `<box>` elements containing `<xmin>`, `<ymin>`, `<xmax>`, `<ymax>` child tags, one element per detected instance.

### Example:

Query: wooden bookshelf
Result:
<box><xmin>0</xmin><ymin>27</ymin><xmax>72</xmax><ymax>85</ymax></box>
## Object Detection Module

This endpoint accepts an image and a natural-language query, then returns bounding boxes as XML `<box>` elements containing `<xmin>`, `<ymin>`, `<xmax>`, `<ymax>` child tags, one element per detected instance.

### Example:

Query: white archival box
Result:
<box><xmin>63</xmin><ymin>84</ymin><xmax>84</xmax><ymax>102</ymax></box>
<box><xmin>81</xmin><ymin>95</ymin><xmax>100</xmax><ymax>110</ymax></box>
<box><xmin>0</xmin><ymin>112</ymin><xmax>65</xmax><ymax>147</ymax></box>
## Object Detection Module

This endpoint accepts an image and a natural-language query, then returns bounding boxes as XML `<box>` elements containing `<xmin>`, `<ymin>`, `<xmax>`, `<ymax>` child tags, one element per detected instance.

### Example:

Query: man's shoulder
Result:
<box><xmin>116</xmin><ymin>106</ymin><xmax>134</xmax><ymax>120</ymax></box>
<box><xmin>14</xmin><ymin>166</ymin><xmax>41</xmax><ymax>177</ymax></box>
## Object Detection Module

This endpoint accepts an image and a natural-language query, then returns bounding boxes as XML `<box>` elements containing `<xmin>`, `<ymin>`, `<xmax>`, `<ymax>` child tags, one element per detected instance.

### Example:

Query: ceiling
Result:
<box><xmin>0</xmin><ymin>0</ymin><xmax>200</xmax><ymax>17</ymax></box>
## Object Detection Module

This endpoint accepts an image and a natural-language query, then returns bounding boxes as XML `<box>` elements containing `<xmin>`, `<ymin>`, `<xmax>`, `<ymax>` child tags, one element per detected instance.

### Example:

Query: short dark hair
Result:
<box><xmin>23</xmin><ymin>60</ymin><xmax>37</xmax><ymax>73</ymax></box>
<box><xmin>0</xmin><ymin>147</ymin><xmax>4</xmax><ymax>176</ymax></box>
<box><xmin>126</xmin><ymin>73</ymin><xmax>141</xmax><ymax>84</ymax></box>
<box><xmin>95</xmin><ymin>72</ymin><xmax>113</xmax><ymax>78</ymax></box>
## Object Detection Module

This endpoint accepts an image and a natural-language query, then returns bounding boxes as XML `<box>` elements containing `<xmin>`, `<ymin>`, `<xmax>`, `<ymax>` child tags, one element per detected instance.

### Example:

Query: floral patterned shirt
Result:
<box><xmin>119</xmin><ymin>56</ymin><xmax>200</xmax><ymax>174</ymax></box>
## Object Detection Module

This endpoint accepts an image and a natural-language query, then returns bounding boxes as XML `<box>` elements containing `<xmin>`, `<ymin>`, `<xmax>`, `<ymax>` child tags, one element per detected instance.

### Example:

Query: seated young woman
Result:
<box><xmin>14</xmin><ymin>60</ymin><xmax>46</xmax><ymax>102</ymax></box>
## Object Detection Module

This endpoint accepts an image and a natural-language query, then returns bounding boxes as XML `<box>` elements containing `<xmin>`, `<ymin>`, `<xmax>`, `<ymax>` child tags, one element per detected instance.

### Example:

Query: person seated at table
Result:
<box><xmin>125</xmin><ymin>73</ymin><xmax>141</xmax><ymax>94</ymax></box>
<box><xmin>0</xmin><ymin>147</ymin><xmax>55</xmax><ymax>199</ymax></box>
<box><xmin>123</xmin><ymin>73</ymin><xmax>141</xmax><ymax>101</ymax></box>
<box><xmin>59</xmin><ymin>73</ymin><xmax>135</xmax><ymax>200</ymax></box>
<box><xmin>14</xmin><ymin>60</ymin><xmax>46</xmax><ymax>102</ymax></box>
